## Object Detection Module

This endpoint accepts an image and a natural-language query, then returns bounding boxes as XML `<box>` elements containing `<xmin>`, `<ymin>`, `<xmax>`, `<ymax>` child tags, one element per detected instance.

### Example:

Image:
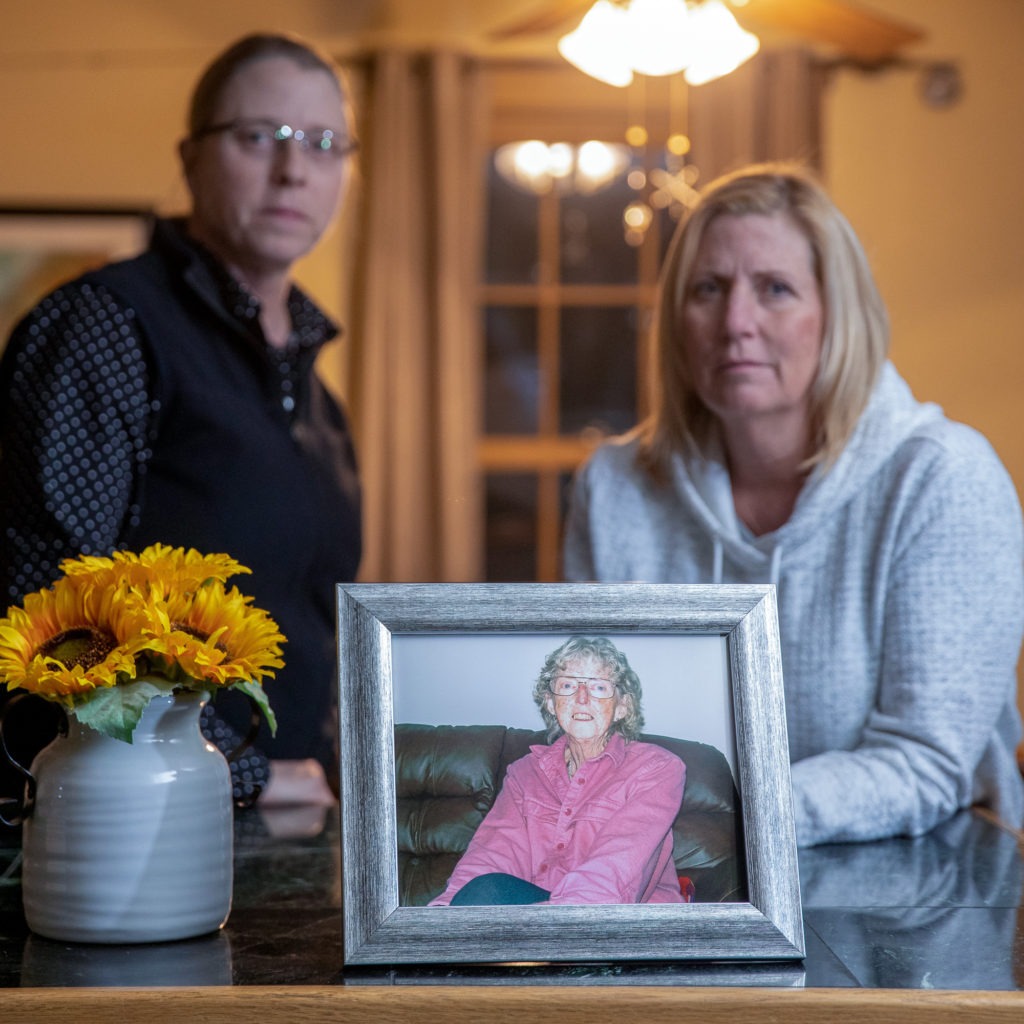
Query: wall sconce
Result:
<box><xmin>558</xmin><ymin>0</ymin><xmax>759</xmax><ymax>88</ymax></box>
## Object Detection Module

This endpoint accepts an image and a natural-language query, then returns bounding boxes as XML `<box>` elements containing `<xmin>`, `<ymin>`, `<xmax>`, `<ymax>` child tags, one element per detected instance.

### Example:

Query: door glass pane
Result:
<box><xmin>485</xmin><ymin>306</ymin><xmax>540</xmax><ymax>434</ymax></box>
<box><xmin>560</xmin><ymin>165</ymin><xmax>639</xmax><ymax>285</ymax></box>
<box><xmin>485</xmin><ymin>473</ymin><xmax>537</xmax><ymax>581</ymax></box>
<box><xmin>655</xmin><ymin>152</ymin><xmax>697</xmax><ymax>262</ymax></box>
<box><xmin>485</xmin><ymin>159</ymin><xmax>539</xmax><ymax>285</ymax></box>
<box><xmin>559</xmin><ymin>306</ymin><xmax>638</xmax><ymax>436</ymax></box>
<box><xmin>659</xmin><ymin>203</ymin><xmax>684</xmax><ymax>264</ymax></box>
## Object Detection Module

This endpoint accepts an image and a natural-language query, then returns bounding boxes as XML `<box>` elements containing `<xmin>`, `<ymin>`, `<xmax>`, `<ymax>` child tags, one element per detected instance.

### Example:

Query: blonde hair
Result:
<box><xmin>639</xmin><ymin>162</ymin><xmax>889</xmax><ymax>473</ymax></box>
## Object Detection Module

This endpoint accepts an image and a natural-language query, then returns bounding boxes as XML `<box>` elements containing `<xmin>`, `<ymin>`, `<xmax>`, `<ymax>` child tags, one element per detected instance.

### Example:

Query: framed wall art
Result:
<box><xmin>0</xmin><ymin>207</ymin><xmax>150</xmax><ymax>350</ymax></box>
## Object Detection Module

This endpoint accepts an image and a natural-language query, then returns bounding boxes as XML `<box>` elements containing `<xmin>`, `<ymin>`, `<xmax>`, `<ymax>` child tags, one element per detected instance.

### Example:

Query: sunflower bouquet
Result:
<box><xmin>0</xmin><ymin>544</ymin><xmax>284</xmax><ymax>743</ymax></box>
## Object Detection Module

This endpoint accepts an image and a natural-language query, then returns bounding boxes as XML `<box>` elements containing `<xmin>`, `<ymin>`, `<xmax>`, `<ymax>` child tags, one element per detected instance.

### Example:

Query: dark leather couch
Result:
<box><xmin>395</xmin><ymin>724</ymin><xmax>745</xmax><ymax>906</ymax></box>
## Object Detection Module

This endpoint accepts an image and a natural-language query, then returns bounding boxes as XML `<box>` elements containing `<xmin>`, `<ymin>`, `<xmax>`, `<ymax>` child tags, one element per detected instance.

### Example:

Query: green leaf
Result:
<box><xmin>72</xmin><ymin>678</ymin><xmax>177</xmax><ymax>743</ymax></box>
<box><xmin>233</xmin><ymin>680</ymin><xmax>277</xmax><ymax>736</ymax></box>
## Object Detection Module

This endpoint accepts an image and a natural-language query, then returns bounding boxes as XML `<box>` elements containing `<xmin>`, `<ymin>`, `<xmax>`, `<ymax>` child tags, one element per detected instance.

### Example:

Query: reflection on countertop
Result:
<box><xmin>800</xmin><ymin>810</ymin><xmax>1023</xmax><ymax>991</ymax></box>
<box><xmin>0</xmin><ymin>807</ymin><xmax>1021</xmax><ymax>990</ymax></box>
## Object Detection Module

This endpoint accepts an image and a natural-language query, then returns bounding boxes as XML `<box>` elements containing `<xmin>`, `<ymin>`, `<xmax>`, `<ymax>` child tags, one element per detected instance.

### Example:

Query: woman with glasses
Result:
<box><xmin>429</xmin><ymin>636</ymin><xmax>687</xmax><ymax>906</ymax></box>
<box><xmin>0</xmin><ymin>34</ymin><xmax>362</xmax><ymax>806</ymax></box>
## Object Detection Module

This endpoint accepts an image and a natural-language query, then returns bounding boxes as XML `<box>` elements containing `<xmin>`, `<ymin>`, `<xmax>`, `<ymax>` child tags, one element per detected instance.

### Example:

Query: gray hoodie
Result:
<box><xmin>565</xmin><ymin>362</ymin><xmax>1024</xmax><ymax>846</ymax></box>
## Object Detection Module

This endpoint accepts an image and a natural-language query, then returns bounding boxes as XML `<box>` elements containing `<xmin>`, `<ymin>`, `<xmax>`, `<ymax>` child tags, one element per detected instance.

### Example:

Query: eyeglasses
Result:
<box><xmin>193</xmin><ymin>119</ymin><xmax>359</xmax><ymax>162</ymax></box>
<box><xmin>549</xmin><ymin>675</ymin><xmax>617</xmax><ymax>700</ymax></box>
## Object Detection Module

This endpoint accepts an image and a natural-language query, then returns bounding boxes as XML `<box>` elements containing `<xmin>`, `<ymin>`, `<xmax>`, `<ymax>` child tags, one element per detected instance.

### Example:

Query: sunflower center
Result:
<box><xmin>39</xmin><ymin>627</ymin><xmax>117</xmax><ymax>669</ymax></box>
<box><xmin>171</xmin><ymin>621</ymin><xmax>208</xmax><ymax>641</ymax></box>
<box><xmin>171</xmin><ymin>621</ymin><xmax>226</xmax><ymax>653</ymax></box>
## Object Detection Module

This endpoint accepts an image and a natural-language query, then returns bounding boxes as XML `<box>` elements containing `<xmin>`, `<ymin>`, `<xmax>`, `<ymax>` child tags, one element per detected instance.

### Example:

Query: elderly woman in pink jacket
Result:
<box><xmin>430</xmin><ymin>636</ymin><xmax>687</xmax><ymax>906</ymax></box>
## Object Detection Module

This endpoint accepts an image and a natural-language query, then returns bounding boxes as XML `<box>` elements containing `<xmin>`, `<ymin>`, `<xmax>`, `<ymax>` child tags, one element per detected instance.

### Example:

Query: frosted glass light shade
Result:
<box><xmin>558</xmin><ymin>0</ymin><xmax>762</xmax><ymax>89</ymax></box>
<box><xmin>627</xmin><ymin>0</ymin><xmax>694</xmax><ymax>77</ymax></box>
<box><xmin>683</xmin><ymin>0</ymin><xmax>760</xmax><ymax>85</ymax></box>
<box><xmin>558</xmin><ymin>1</ymin><xmax>635</xmax><ymax>88</ymax></box>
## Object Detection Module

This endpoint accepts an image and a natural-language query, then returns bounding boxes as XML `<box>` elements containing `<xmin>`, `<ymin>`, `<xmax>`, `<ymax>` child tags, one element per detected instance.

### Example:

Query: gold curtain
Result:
<box><xmin>347</xmin><ymin>51</ymin><xmax>486</xmax><ymax>583</ymax></box>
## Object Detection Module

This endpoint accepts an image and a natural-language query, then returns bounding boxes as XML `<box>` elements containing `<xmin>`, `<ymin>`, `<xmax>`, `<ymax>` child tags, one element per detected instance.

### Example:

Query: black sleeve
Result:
<box><xmin>0</xmin><ymin>281</ymin><xmax>270</xmax><ymax>810</ymax></box>
<box><xmin>0</xmin><ymin>280</ymin><xmax>153</xmax><ymax>604</ymax></box>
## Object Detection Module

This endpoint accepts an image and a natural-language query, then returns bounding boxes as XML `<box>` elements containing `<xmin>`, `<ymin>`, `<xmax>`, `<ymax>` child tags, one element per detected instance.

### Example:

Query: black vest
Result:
<box><xmin>84</xmin><ymin>223</ymin><xmax>361</xmax><ymax>764</ymax></box>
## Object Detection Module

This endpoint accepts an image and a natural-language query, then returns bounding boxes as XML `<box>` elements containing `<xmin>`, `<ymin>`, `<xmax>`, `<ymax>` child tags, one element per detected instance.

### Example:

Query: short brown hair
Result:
<box><xmin>640</xmin><ymin>162</ymin><xmax>889</xmax><ymax>473</ymax></box>
<box><xmin>187</xmin><ymin>33</ymin><xmax>344</xmax><ymax>135</ymax></box>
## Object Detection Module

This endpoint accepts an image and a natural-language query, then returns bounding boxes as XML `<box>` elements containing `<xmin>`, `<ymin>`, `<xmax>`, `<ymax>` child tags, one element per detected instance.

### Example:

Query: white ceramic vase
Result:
<box><xmin>21</xmin><ymin>688</ymin><xmax>234</xmax><ymax>944</ymax></box>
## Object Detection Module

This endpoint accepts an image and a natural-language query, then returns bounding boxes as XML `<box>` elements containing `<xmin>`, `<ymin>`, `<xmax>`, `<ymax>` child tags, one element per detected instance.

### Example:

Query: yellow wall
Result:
<box><xmin>826</xmin><ymin>0</ymin><xmax>1024</xmax><ymax>502</ymax></box>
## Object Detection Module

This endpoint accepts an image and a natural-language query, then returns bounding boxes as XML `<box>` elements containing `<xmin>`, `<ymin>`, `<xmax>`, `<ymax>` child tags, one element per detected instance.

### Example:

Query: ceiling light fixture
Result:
<box><xmin>558</xmin><ymin>0</ymin><xmax>759</xmax><ymax>88</ymax></box>
<box><xmin>556</xmin><ymin>1</ymin><xmax>634</xmax><ymax>87</ymax></box>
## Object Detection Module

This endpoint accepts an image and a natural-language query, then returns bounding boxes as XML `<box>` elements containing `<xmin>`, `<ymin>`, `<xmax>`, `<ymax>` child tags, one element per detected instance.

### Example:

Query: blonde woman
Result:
<box><xmin>565</xmin><ymin>163</ymin><xmax>1024</xmax><ymax>847</ymax></box>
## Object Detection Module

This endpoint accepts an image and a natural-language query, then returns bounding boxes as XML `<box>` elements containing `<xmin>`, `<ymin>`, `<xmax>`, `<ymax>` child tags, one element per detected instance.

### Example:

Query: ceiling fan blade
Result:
<box><xmin>733</xmin><ymin>0</ymin><xmax>925</xmax><ymax>64</ymax></box>
<box><xmin>487</xmin><ymin>0</ymin><xmax>596</xmax><ymax>40</ymax></box>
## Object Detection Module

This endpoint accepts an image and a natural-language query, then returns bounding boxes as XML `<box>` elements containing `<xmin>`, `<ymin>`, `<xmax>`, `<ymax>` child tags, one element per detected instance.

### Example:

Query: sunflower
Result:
<box><xmin>135</xmin><ymin>582</ymin><xmax>285</xmax><ymax>688</ymax></box>
<box><xmin>1</xmin><ymin>546</ymin><xmax>283</xmax><ymax>741</ymax></box>
<box><xmin>0</xmin><ymin>575</ymin><xmax>140</xmax><ymax>701</ymax></box>
<box><xmin>61</xmin><ymin>544</ymin><xmax>249</xmax><ymax>598</ymax></box>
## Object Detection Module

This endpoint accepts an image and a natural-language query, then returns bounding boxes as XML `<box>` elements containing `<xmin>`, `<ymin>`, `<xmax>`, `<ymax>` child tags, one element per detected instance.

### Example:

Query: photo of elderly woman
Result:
<box><xmin>428</xmin><ymin>636</ymin><xmax>687</xmax><ymax>906</ymax></box>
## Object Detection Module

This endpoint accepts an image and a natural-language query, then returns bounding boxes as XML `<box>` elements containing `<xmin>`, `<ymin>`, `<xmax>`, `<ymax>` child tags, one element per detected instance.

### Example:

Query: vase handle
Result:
<box><xmin>0</xmin><ymin>693</ymin><xmax>67</xmax><ymax>827</ymax></box>
<box><xmin>226</xmin><ymin>695</ymin><xmax>265</xmax><ymax>810</ymax></box>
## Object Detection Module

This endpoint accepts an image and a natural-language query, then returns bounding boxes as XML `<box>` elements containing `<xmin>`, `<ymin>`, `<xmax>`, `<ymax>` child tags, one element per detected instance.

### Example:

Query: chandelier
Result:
<box><xmin>558</xmin><ymin>0</ymin><xmax>759</xmax><ymax>88</ymax></box>
<box><xmin>493</xmin><ymin>1</ymin><xmax>758</xmax><ymax>245</ymax></box>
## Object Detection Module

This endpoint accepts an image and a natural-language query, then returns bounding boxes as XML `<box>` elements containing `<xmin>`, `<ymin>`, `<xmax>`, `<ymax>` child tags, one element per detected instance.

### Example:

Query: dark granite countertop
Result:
<box><xmin>1</xmin><ymin>805</ymin><xmax>1021</xmax><ymax>991</ymax></box>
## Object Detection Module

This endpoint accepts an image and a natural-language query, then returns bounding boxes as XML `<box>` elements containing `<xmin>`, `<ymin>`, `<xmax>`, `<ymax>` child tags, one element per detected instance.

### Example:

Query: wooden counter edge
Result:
<box><xmin>5</xmin><ymin>984</ymin><xmax>1024</xmax><ymax>1024</ymax></box>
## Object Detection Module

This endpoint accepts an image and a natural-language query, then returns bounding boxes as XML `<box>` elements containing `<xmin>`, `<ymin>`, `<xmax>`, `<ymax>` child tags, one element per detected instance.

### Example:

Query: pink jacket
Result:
<box><xmin>430</xmin><ymin>733</ymin><xmax>686</xmax><ymax>905</ymax></box>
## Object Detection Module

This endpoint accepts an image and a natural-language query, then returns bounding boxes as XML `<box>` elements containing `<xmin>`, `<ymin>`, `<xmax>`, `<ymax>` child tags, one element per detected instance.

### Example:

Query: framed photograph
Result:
<box><xmin>337</xmin><ymin>583</ymin><xmax>803</xmax><ymax>965</ymax></box>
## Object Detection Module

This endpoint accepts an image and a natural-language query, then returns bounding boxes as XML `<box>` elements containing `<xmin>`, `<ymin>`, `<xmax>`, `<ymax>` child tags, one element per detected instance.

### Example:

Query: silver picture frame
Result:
<box><xmin>337</xmin><ymin>582</ymin><xmax>803</xmax><ymax>965</ymax></box>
